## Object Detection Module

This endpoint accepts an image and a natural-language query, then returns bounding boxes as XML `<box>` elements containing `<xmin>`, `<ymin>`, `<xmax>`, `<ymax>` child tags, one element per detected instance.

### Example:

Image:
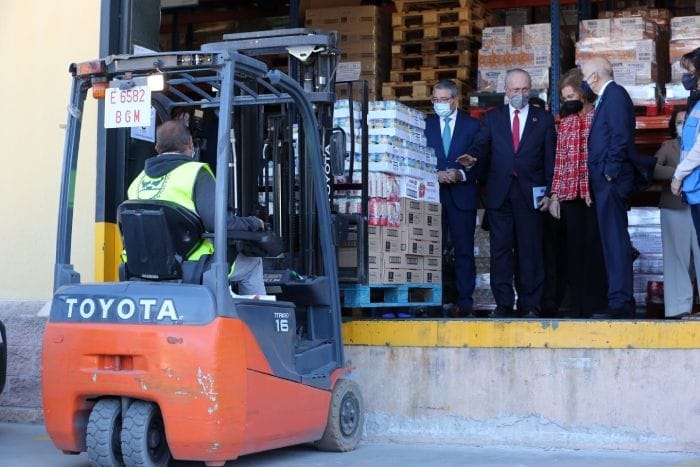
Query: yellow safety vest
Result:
<box><xmin>126</xmin><ymin>161</ymin><xmax>214</xmax><ymax>260</ymax></box>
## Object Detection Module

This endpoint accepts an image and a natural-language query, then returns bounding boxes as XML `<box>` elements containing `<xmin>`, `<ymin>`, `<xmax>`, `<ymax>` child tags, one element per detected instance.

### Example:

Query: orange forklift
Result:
<box><xmin>42</xmin><ymin>31</ymin><xmax>363</xmax><ymax>466</ymax></box>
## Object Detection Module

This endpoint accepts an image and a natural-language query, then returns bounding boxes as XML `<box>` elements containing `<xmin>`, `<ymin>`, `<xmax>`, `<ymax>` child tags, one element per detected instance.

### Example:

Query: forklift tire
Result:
<box><xmin>315</xmin><ymin>378</ymin><xmax>364</xmax><ymax>452</ymax></box>
<box><xmin>120</xmin><ymin>401</ymin><xmax>171</xmax><ymax>467</ymax></box>
<box><xmin>86</xmin><ymin>398</ymin><xmax>125</xmax><ymax>467</ymax></box>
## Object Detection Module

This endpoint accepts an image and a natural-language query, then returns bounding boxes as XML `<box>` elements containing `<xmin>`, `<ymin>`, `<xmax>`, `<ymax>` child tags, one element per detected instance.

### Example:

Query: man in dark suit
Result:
<box><xmin>581</xmin><ymin>57</ymin><xmax>637</xmax><ymax>318</ymax></box>
<box><xmin>425</xmin><ymin>80</ymin><xmax>481</xmax><ymax>316</ymax></box>
<box><xmin>460</xmin><ymin>69</ymin><xmax>556</xmax><ymax>318</ymax></box>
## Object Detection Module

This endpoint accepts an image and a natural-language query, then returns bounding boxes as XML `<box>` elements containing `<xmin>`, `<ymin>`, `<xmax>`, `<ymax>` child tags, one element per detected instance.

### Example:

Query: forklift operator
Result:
<box><xmin>127</xmin><ymin>120</ymin><xmax>267</xmax><ymax>296</ymax></box>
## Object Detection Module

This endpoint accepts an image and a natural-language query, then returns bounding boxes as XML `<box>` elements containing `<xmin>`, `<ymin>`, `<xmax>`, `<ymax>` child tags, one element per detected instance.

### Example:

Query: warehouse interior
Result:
<box><xmin>140</xmin><ymin>0</ymin><xmax>700</xmax><ymax>318</ymax></box>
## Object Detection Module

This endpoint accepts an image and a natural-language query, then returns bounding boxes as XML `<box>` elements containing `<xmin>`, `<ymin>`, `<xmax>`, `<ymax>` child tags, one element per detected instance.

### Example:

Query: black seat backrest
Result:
<box><xmin>117</xmin><ymin>200</ymin><xmax>205</xmax><ymax>281</ymax></box>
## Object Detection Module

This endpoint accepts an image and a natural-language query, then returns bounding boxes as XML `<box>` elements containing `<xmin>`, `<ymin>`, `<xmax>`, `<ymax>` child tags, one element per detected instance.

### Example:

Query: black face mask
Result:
<box><xmin>560</xmin><ymin>99</ymin><xmax>584</xmax><ymax>117</ymax></box>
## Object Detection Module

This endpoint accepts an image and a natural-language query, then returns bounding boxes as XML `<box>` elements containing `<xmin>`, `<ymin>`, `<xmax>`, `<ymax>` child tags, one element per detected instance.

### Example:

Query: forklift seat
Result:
<box><xmin>117</xmin><ymin>200</ymin><xmax>207</xmax><ymax>283</ymax></box>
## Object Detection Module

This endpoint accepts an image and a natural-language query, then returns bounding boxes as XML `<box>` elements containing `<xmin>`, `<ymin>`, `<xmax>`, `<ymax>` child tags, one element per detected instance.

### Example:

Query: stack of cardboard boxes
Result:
<box><xmin>667</xmin><ymin>15</ymin><xmax>700</xmax><ymax>104</ymax></box>
<box><xmin>334</xmin><ymin>99</ymin><xmax>442</xmax><ymax>285</ymax></box>
<box><xmin>476</xmin><ymin>23</ymin><xmax>552</xmax><ymax>94</ymax></box>
<box><xmin>576</xmin><ymin>9</ymin><xmax>670</xmax><ymax>107</ymax></box>
<box><xmin>305</xmin><ymin>5</ymin><xmax>391</xmax><ymax>100</ymax></box>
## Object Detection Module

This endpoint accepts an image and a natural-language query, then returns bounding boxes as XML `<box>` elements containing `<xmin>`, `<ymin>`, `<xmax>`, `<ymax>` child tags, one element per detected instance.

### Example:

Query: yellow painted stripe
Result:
<box><xmin>94</xmin><ymin>222</ymin><xmax>122</xmax><ymax>282</ymax></box>
<box><xmin>342</xmin><ymin>319</ymin><xmax>700</xmax><ymax>349</ymax></box>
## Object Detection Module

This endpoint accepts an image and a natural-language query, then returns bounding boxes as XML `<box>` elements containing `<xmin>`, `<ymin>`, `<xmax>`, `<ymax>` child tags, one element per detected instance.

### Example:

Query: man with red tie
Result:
<box><xmin>459</xmin><ymin>69</ymin><xmax>556</xmax><ymax>318</ymax></box>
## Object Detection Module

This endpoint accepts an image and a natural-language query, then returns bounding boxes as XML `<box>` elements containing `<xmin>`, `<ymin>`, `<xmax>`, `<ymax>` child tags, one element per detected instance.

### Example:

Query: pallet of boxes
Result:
<box><xmin>471</xmin><ymin>23</ymin><xmax>553</xmax><ymax>108</ymax></box>
<box><xmin>383</xmin><ymin>0</ymin><xmax>492</xmax><ymax>113</ymax></box>
<box><xmin>333</xmin><ymin>99</ymin><xmax>443</xmax><ymax>316</ymax></box>
<box><xmin>576</xmin><ymin>11</ymin><xmax>669</xmax><ymax>113</ymax></box>
<box><xmin>667</xmin><ymin>14</ymin><xmax>700</xmax><ymax>109</ymax></box>
<box><xmin>305</xmin><ymin>5</ymin><xmax>391</xmax><ymax>100</ymax></box>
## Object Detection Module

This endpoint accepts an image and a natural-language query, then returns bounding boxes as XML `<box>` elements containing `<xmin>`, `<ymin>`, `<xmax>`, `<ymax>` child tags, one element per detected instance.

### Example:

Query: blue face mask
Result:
<box><xmin>682</xmin><ymin>73</ymin><xmax>698</xmax><ymax>91</ymax></box>
<box><xmin>433</xmin><ymin>102</ymin><xmax>452</xmax><ymax>117</ymax></box>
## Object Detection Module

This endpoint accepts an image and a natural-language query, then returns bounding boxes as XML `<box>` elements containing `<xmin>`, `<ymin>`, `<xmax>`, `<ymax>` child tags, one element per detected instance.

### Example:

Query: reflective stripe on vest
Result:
<box><xmin>126</xmin><ymin>161</ymin><xmax>214</xmax><ymax>260</ymax></box>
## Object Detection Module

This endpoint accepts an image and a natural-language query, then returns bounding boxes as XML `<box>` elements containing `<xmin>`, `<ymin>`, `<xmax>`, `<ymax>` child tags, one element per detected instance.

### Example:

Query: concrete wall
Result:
<box><xmin>0</xmin><ymin>1</ymin><xmax>100</xmax><ymax>300</ymax></box>
<box><xmin>3</xmin><ymin>307</ymin><xmax>700</xmax><ymax>453</ymax></box>
<box><xmin>347</xmin><ymin>345</ymin><xmax>700</xmax><ymax>452</ymax></box>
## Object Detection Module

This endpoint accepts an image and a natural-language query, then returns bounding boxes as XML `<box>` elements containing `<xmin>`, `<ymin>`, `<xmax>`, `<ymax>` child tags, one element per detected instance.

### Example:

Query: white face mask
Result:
<box><xmin>433</xmin><ymin>102</ymin><xmax>452</xmax><ymax>117</ymax></box>
<box><xmin>677</xmin><ymin>125</ymin><xmax>684</xmax><ymax>138</ymax></box>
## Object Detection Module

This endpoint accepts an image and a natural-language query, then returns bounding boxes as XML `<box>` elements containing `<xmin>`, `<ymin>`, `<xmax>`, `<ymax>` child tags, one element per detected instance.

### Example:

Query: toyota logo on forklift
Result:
<box><xmin>63</xmin><ymin>297</ymin><xmax>179</xmax><ymax>322</ymax></box>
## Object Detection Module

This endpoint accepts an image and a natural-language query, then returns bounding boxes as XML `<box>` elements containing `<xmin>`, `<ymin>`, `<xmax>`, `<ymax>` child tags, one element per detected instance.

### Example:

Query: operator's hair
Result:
<box><xmin>681</xmin><ymin>47</ymin><xmax>700</xmax><ymax>78</ymax></box>
<box><xmin>433</xmin><ymin>79</ymin><xmax>458</xmax><ymax>98</ymax></box>
<box><xmin>558</xmin><ymin>68</ymin><xmax>593</xmax><ymax>103</ymax></box>
<box><xmin>155</xmin><ymin>120</ymin><xmax>192</xmax><ymax>154</ymax></box>
<box><xmin>505</xmin><ymin>68</ymin><xmax>532</xmax><ymax>89</ymax></box>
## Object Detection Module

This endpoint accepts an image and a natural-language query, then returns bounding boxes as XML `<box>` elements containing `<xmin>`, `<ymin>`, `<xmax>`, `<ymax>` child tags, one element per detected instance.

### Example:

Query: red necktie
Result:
<box><xmin>512</xmin><ymin>109</ymin><xmax>520</xmax><ymax>152</ymax></box>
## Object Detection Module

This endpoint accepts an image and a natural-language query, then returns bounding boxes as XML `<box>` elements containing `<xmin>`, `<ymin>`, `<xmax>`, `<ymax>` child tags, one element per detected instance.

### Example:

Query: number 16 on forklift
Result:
<box><xmin>104</xmin><ymin>85</ymin><xmax>151</xmax><ymax>128</ymax></box>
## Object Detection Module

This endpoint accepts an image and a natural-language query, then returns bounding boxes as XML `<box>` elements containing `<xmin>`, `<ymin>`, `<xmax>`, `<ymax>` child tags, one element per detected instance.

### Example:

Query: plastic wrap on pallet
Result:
<box><xmin>477</xmin><ymin>67</ymin><xmax>549</xmax><ymax>92</ymax></box>
<box><xmin>478</xmin><ymin>45</ymin><xmax>551</xmax><ymax>69</ymax></box>
<box><xmin>575</xmin><ymin>39</ymin><xmax>656</xmax><ymax>65</ymax></box>
<box><xmin>622</xmin><ymin>83</ymin><xmax>658</xmax><ymax>106</ymax></box>
<box><xmin>612</xmin><ymin>62</ymin><xmax>657</xmax><ymax>86</ymax></box>
<box><xmin>579</xmin><ymin>17</ymin><xmax>656</xmax><ymax>43</ymax></box>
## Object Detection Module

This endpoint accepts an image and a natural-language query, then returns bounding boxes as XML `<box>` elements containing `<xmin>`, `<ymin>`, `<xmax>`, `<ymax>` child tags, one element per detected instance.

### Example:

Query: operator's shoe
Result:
<box><xmin>520</xmin><ymin>306</ymin><xmax>540</xmax><ymax>319</ymax></box>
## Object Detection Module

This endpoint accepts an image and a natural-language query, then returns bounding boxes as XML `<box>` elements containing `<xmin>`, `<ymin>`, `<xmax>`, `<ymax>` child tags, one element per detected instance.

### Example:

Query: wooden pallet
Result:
<box><xmin>392</xmin><ymin>50</ymin><xmax>472</xmax><ymax>70</ymax></box>
<box><xmin>382</xmin><ymin>79</ymin><xmax>470</xmax><ymax>100</ymax></box>
<box><xmin>392</xmin><ymin>37</ymin><xmax>474</xmax><ymax>56</ymax></box>
<box><xmin>393</xmin><ymin>21</ymin><xmax>473</xmax><ymax>42</ymax></box>
<box><xmin>389</xmin><ymin>66</ymin><xmax>471</xmax><ymax>83</ymax></box>
<box><xmin>340</xmin><ymin>283</ymin><xmax>442</xmax><ymax>308</ymax></box>
<box><xmin>392</xmin><ymin>7</ymin><xmax>471</xmax><ymax>29</ymax></box>
<box><xmin>394</xmin><ymin>0</ymin><xmax>474</xmax><ymax>13</ymax></box>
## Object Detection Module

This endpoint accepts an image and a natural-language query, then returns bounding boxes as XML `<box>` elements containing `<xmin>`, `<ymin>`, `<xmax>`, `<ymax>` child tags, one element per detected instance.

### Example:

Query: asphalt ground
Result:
<box><xmin>2</xmin><ymin>422</ymin><xmax>700</xmax><ymax>467</ymax></box>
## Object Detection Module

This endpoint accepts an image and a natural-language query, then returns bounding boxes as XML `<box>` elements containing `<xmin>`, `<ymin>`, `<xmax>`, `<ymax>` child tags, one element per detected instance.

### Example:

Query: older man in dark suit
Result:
<box><xmin>460</xmin><ymin>68</ymin><xmax>556</xmax><ymax>318</ymax></box>
<box><xmin>425</xmin><ymin>80</ymin><xmax>481</xmax><ymax>316</ymax></box>
<box><xmin>582</xmin><ymin>56</ymin><xmax>637</xmax><ymax>318</ymax></box>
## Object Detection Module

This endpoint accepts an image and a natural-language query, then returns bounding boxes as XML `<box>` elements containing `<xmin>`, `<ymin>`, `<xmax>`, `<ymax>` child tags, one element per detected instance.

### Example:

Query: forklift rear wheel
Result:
<box><xmin>86</xmin><ymin>398</ymin><xmax>124</xmax><ymax>467</ymax></box>
<box><xmin>120</xmin><ymin>400</ymin><xmax>171</xmax><ymax>467</ymax></box>
<box><xmin>315</xmin><ymin>378</ymin><xmax>364</xmax><ymax>452</ymax></box>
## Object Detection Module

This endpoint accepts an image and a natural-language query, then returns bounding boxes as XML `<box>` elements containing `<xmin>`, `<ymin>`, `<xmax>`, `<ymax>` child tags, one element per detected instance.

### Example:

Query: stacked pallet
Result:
<box><xmin>383</xmin><ymin>0</ymin><xmax>492</xmax><ymax>112</ymax></box>
<box><xmin>305</xmin><ymin>5</ymin><xmax>391</xmax><ymax>100</ymax></box>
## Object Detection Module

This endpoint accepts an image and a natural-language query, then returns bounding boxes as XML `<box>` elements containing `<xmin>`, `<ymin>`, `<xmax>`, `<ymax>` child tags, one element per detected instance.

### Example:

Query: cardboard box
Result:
<box><xmin>404</xmin><ymin>239</ymin><xmax>427</xmax><ymax>256</ymax></box>
<box><xmin>382</xmin><ymin>268</ymin><xmax>405</xmax><ymax>284</ymax></box>
<box><xmin>576</xmin><ymin>39</ymin><xmax>656</xmax><ymax>65</ymax></box>
<box><xmin>368</xmin><ymin>267</ymin><xmax>381</xmax><ymax>284</ymax></box>
<box><xmin>381</xmin><ymin>226</ymin><xmax>401</xmax><ymax>253</ymax></box>
<box><xmin>306</xmin><ymin>5</ymin><xmax>382</xmax><ymax>29</ymax></box>
<box><xmin>401</xmin><ymin>225</ymin><xmax>425</xmax><ymax>244</ymax></box>
<box><xmin>423</xmin><ymin>255</ymin><xmax>442</xmax><ymax>271</ymax></box>
<box><xmin>424</xmin><ymin>227</ymin><xmax>441</xmax><ymax>243</ymax></box>
<box><xmin>424</xmin><ymin>269</ymin><xmax>442</xmax><ymax>284</ymax></box>
<box><xmin>671</xmin><ymin>15</ymin><xmax>700</xmax><ymax>41</ymax></box>
<box><xmin>425</xmin><ymin>240</ymin><xmax>442</xmax><ymax>257</ymax></box>
<box><xmin>404</xmin><ymin>268</ymin><xmax>424</xmax><ymax>284</ymax></box>
<box><xmin>482</xmin><ymin>26</ymin><xmax>514</xmax><ymax>50</ymax></box>
<box><xmin>523</xmin><ymin>23</ymin><xmax>552</xmax><ymax>47</ymax></box>
<box><xmin>383</xmin><ymin>253</ymin><xmax>422</xmax><ymax>269</ymax></box>
<box><xmin>399</xmin><ymin>175</ymin><xmax>439</xmax><ymax>202</ymax></box>
<box><xmin>612</xmin><ymin>61</ymin><xmax>657</xmax><ymax>85</ymax></box>
<box><xmin>611</xmin><ymin>17</ymin><xmax>657</xmax><ymax>41</ymax></box>
<box><xmin>579</xmin><ymin>19</ymin><xmax>611</xmax><ymax>42</ymax></box>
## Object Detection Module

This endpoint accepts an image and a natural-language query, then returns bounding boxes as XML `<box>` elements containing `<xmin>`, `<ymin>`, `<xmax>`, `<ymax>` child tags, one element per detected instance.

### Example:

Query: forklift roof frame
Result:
<box><xmin>54</xmin><ymin>48</ymin><xmax>343</xmax><ymax>362</ymax></box>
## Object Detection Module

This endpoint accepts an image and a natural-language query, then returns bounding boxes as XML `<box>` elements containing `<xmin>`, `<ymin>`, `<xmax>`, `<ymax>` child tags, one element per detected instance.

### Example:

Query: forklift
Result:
<box><xmin>42</xmin><ymin>32</ymin><xmax>363</xmax><ymax>467</ymax></box>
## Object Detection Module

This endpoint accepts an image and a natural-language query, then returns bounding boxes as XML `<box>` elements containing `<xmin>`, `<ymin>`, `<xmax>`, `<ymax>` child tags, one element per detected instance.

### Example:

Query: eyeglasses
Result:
<box><xmin>584</xmin><ymin>71</ymin><xmax>596</xmax><ymax>83</ymax></box>
<box><xmin>431</xmin><ymin>97</ymin><xmax>454</xmax><ymax>103</ymax></box>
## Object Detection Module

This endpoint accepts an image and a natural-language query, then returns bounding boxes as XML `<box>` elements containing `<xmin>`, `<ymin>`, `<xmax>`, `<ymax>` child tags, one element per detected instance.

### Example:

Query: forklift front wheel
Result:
<box><xmin>315</xmin><ymin>378</ymin><xmax>364</xmax><ymax>452</ymax></box>
<box><xmin>120</xmin><ymin>400</ymin><xmax>171</xmax><ymax>467</ymax></box>
<box><xmin>86</xmin><ymin>398</ymin><xmax>124</xmax><ymax>467</ymax></box>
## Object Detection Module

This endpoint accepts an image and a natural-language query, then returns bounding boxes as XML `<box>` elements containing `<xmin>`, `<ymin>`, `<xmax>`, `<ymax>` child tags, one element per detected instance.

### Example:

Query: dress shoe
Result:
<box><xmin>455</xmin><ymin>303</ymin><xmax>476</xmax><ymax>318</ymax></box>
<box><xmin>520</xmin><ymin>306</ymin><xmax>540</xmax><ymax>319</ymax></box>
<box><xmin>488</xmin><ymin>305</ymin><xmax>513</xmax><ymax>318</ymax></box>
